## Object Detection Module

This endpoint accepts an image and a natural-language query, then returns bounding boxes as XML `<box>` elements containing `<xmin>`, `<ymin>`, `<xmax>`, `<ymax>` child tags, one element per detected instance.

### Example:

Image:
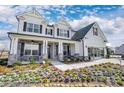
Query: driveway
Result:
<box><xmin>51</xmin><ymin>58</ymin><xmax>124</xmax><ymax>71</ymax></box>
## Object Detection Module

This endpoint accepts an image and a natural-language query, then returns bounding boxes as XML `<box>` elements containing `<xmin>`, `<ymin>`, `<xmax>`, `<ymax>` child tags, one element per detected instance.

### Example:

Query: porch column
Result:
<box><xmin>45</xmin><ymin>40</ymin><xmax>48</xmax><ymax>58</ymax></box>
<box><xmin>104</xmin><ymin>47</ymin><xmax>107</xmax><ymax>58</ymax></box>
<box><xmin>13</xmin><ymin>38</ymin><xmax>18</xmax><ymax>55</ymax></box>
<box><xmin>8</xmin><ymin>38</ymin><xmax>18</xmax><ymax>65</ymax></box>
<box><xmin>10</xmin><ymin>37</ymin><xmax>14</xmax><ymax>55</ymax></box>
<box><xmin>52</xmin><ymin>43</ymin><xmax>55</xmax><ymax>59</ymax></box>
<box><xmin>58</xmin><ymin>41</ymin><xmax>63</xmax><ymax>61</ymax></box>
<box><xmin>43</xmin><ymin>40</ymin><xmax>48</xmax><ymax>59</ymax></box>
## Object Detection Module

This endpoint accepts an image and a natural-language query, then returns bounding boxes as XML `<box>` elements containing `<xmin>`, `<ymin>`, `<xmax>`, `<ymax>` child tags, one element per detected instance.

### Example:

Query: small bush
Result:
<box><xmin>14</xmin><ymin>65</ymin><xmax>26</xmax><ymax>72</ymax></box>
<box><xmin>13</xmin><ymin>61</ymin><xmax>22</xmax><ymax>66</ymax></box>
<box><xmin>27</xmin><ymin>64</ymin><xmax>40</xmax><ymax>70</ymax></box>
<box><xmin>98</xmin><ymin>76</ymin><xmax>107</xmax><ymax>84</ymax></box>
<box><xmin>116</xmin><ymin>80</ymin><xmax>123</xmax><ymax>86</ymax></box>
<box><xmin>0</xmin><ymin>66</ymin><xmax>11</xmax><ymax>74</ymax></box>
<box><xmin>43</xmin><ymin>58</ymin><xmax>51</xmax><ymax>68</ymax></box>
<box><xmin>63</xmin><ymin>56</ymin><xmax>71</xmax><ymax>62</ymax></box>
<box><xmin>30</xmin><ymin>58</ymin><xmax>36</xmax><ymax>64</ymax></box>
<box><xmin>0</xmin><ymin>59</ymin><xmax>7</xmax><ymax>65</ymax></box>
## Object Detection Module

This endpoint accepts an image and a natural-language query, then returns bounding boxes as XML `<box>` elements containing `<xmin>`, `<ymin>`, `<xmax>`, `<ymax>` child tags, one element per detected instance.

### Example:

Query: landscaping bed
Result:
<box><xmin>63</xmin><ymin>56</ymin><xmax>90</xmax><ymax>64</ymax></box>
<box><xmin>0</xmin><ymin>62</ymin><xmax>124</xmax><ymax>87</ymax></box>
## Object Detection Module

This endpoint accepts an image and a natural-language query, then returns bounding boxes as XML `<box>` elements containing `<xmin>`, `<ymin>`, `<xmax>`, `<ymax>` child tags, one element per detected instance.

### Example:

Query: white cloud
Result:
<box><xmin>0</xmin><ymin>6</ymin><xmax>17</xmax><ymax>25</ymax></box>
<box><xmin>45</xmin><ymin>11</ymin><xmax>51</xmax><ymax>15</ymax></box>
<box><xmin>69</xmin><ymin>16</ymin><xmax>124</xmax><ymax>47</ymax></box>
<box><xmin>0</xmin><ymin>43</ymin><xmax>5</xmax><ymax>50</ymax></box>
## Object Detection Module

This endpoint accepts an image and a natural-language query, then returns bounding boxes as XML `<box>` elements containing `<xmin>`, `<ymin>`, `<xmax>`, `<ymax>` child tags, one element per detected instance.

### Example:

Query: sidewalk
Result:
<box><xmin>51</xmin><ymin>58</ymin><xmax>124</xmax><ymax>71</ymax></box>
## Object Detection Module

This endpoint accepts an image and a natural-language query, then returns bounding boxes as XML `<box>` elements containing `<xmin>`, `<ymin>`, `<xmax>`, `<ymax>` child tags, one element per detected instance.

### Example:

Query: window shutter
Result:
<box><xmin>23</xmin><ymin>22</ymin><xmax>27</xmax><ymax>31</ymax></box>
<box><xmin>57</xmin><ymin>28</ymin><xmax>59</xmax><ymax>36</ymax></box>
<box><xmin>40</xmin><ymin>25</ymin><xmax>42</xmax><ymax>33</ymax></box>
<box><xmin>45</xmin><ymin>28</ymin><xmax>47</xmax><ymax>34</ymax></box>
<box><xmin>67</xmin><ymin>30</ymin><xmax>69</xmax><ymax>37</ymax></box>
<box><xmin>20</xmin><ymin>42</ymin><xmax>25</xmax><ymax>56</ymax></box>
<box><xmin>39</xmin><ymin>44</ymin><xmax>41</xmax><ymax>56</ymax></box>
<box><xmin>50</xmin><ymin>29</ymin><xmax>52</xmax><ymax>35</ymax></box>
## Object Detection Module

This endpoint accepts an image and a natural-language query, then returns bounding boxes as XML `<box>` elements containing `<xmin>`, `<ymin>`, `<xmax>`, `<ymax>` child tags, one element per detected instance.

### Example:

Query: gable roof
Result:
<box><xmin>71</xmin><ymin>22</ymin><xmax>96</xmax><ymax>41</ymax></box>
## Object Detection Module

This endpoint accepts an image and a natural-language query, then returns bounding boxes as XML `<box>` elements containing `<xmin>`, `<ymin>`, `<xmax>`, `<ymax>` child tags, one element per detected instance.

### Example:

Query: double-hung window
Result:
<box><xmin>27</xmin><ymin>23</ymin><xmax>33</xmax><ymax>32</ymax></box>
<box><xmin>93</xmin><ymin>27</ymin><xmax>98</xmax><ymax>36</ymax></box>
<box><xmin>24</xmin><ymin>22</ymin><xmax>42</xmax><ymax>33</ymax></box>
<box><xmin>58</xmin><ymin>29</ymin><xmax>69</xmax><ymax>38</ymax></box>
<box><xmin>34</xmin><ymin>24</ymin><xmax>40</xmax><ymax>33</ymax></box>
<box><xmin>46</xmin><ymin>28</ymin><xmax>53</xmax><ymax>35</ymax></box>
<box><xmin>24</xmin><ymin>43</ymin><xmax>39</xmax><ymax>56</ymax></box>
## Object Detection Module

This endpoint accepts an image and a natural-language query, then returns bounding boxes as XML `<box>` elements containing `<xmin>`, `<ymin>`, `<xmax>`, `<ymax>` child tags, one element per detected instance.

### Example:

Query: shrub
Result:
<box><xmin>43</xmin><ymin>58</ymin><xmax>51</xmax><ymax>68</ymax></box>
<box><xmin>42</xmin><ymin>78</ymin><xmax>50</xmax><ymax>83</ymax></box>
<box><xmin>0</xmin><ymin>66</ymin><xmax>11</xmax><ymax>74</ymax></box>
<box><xmin>0</xmin><ymin>59</ymin><xmax>7</xmax><ymax>65</ymax></box>
<box><xmin>63</xmin><ymin>56</ymin><xmax>71</xmax><ymax>62</ymax></box>
<box><xmin>27</xmin><ymin>64</ymin><xmax>40</xmax><ymax>70</ymax></box>
<box><xmin>116</xmin><ymin>80</ymin><xmax>123</xmax><ymax>86</ymax></box>
<box><xmin>13</xmin><ymin>61</ymin><xmax>22</xmax><ymax>66</ymax></box>
<box><xmin>14</xmin><ymin>65</ymin><xmax>26</xmax><ymax>72</ymax></box>
<box><xmin>98</xmin><ymin>76</ymin><xmax>107</xmax><ymax>84</ymax></box>
<box><xmin>30</xmin><ymin>58</ymin><xmax>36</xmax><ymax>64</ymax></box>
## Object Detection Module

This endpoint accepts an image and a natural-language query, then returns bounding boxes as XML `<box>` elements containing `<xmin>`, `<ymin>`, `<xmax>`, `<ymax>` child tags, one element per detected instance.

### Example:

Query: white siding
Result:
<box><xmin>82</xmin><ymin>24</ymin><xmax>107</xmax><ymax>56</ymax></box>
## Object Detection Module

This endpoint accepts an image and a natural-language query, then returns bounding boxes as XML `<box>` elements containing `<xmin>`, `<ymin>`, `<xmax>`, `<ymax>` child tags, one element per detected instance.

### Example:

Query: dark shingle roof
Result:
<box><xmin>71</xmin><ymin>22</ymin><xmax>96</xmax><ymax>41</ymax></box>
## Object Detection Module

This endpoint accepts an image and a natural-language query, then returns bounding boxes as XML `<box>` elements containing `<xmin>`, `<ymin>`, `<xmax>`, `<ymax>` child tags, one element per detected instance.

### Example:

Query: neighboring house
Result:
<box><xmin>8</xmin><ymin>10</ymin><xmax>108</xmax><ymax>65</ymax></box>
<box><xmin>115</xmin><ymin>44</ymin><xmax>124</xmax><ymax>55</ymax></box>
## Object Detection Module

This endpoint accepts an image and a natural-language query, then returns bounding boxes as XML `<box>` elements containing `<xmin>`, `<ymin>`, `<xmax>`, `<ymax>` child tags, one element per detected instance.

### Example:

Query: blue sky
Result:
<box><xmin>0</xmin><ymin>5</ymin><xmax>124</xmax><ymax>50</ymax></box>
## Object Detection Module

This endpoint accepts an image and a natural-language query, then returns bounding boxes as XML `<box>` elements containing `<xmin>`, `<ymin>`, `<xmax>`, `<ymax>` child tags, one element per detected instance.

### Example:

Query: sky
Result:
<box><xmin>0</xmin><ymin>5</ymin><xmax>124</xmax><ymax>50</ymax></box>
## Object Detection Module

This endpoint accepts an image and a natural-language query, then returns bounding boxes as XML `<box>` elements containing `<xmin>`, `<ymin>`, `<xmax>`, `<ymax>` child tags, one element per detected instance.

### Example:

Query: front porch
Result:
<box><xmin>11</xmin><ymin>39</ymin><xmax>76</xmax><ymax>64</ymax></box>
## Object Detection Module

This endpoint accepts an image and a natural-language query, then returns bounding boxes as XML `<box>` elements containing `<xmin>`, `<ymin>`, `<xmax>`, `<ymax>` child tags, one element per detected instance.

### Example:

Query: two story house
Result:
<box><xmin>8</xmin><ymin>10</ymin><xmax>107</xmax><ymax>65</ymax></box>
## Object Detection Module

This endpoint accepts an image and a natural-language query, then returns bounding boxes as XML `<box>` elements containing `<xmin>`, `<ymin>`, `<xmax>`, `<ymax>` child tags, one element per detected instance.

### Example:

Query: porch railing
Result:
<box><xmin>17</xmin><ymin>55</ymin><xmax>43</xmax><ymax>62</ymax></box>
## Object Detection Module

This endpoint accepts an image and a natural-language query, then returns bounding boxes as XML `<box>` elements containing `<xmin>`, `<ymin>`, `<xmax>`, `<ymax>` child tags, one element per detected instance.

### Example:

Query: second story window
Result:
<box><xmin>23</xmin><ymin>22</ymin><xmax>42</xmax><ymax>33</ymax></box>
<box><xmin>27</xmin><ymin>23</ymin><xmax>33</xmax><ymax>32</ymax></box>
<box><xmin>34</xmin><ymin>24</ymin><xmax>40</xmax><ymax>33</ymax></box>
<box><xmin>46</xmin><ymin>28</ymin><xmax>53</xmax><ymax>35</ymax></box>
<box><xmin>93</xmin><ymin>27</ymin><xmax>98</xmax><ymax>36</ymax></box>
<box><xmin>58</xmin><ymin>29</ymin><xmax>69</xmax><ymax>38</ymax></box>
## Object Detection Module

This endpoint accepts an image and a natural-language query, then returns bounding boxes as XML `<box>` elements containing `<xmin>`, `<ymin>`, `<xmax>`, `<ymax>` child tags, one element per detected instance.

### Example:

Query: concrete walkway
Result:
<box><xmin>51</xmin><ymin>58</ymin><xmax>124</xmax><ymax>71</ymax></box>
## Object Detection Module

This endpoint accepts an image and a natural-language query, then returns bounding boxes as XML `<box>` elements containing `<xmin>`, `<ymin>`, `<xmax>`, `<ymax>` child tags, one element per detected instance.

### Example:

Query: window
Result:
<box><xmin>26</xmin><ymin>22</ymin><xmax>41</xmax><ymax>33</ymax></box>
<box><xmin>32</xmin><ymin>50</ymin><xmax>38</xmax><ymax>55</ymax></box>
<box><xmin>24</xmin><ymin>43</ymin><xmax>39</xmax><ymax>56</ymax></box>
<box><xmin>25</xmin><ymin>50</ymin><xmax>31</xmax><ymax>55</ymax></box>
<box><xmin>46</xmin><ymin>28</ymin><xmax>53</xmax><ymax>35</ymax></box>
<box><xmin>34</xmin><ymin>24</ymin><xmax>40</xmax><ymax>33</ymax></box>
<box><xmin>93</xmin><ymin>27</ymin><xmax>98</xmax><ymax>36</ymax></box>
<box><xmin>58</xmin><ymin>29</ymin><xmax>69</xmax><ymax>38</ymax></box>
<box><xmin>63</xmin><ymin>44</ymin><xmax>70</xmax><ymax>56</ymax></box>
<box><xmin>27</xmin><ymin>23</ymin><xmax>33</xmax><ymax>32</ymax></box>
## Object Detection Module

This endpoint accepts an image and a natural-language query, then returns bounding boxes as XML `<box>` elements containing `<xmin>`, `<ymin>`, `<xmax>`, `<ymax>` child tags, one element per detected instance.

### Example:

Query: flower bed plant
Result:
<box><xmin>0</xmin><ymin>62</ymin><xmax>124</xmax><ymax>87</ymax></box>
<box><xmin>63</xmin><ymin>56</ymin><xmax>81</xmax><ymax>64</ymax></box>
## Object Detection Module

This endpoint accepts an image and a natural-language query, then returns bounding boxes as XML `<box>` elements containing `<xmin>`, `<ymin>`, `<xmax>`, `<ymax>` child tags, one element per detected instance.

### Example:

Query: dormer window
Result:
<box><xmin>93</xmin><ymin>27</ymin><xmax>98</xmax><ymax>36</ymax></box>
<box><xmin>57</xmin><ymin>28</ymin><xmax>69</xmax><ymax>38</ymax></box>
<box><xmin>46</xmin><ymin>28</ymin><xmax>53</xmax><ymax>35</ymax></box>
<box><xmin>34</xmin><ymin>24</ymin><xmax>40</xmax><ymax>33</ymax></box>
<box><xmin>27</xmin><ymin>23</ymin><xmax>33</xmax><ymax>32</ymax></box>
<box><xmin>23</xmin><ymin>22</ymin><xmax>42</xmax><ymax>33</ymax></box>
